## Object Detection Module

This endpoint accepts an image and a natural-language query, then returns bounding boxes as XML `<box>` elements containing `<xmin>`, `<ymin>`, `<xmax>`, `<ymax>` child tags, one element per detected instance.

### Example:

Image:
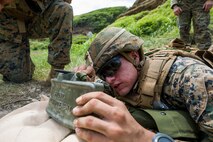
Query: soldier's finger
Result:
<box><xmin>75</xmin><ymin>127</ymin><xmax>110</xmax><ymax>142</ymax></box>
<box><xmin>84</xmin><ymin>66</ymin><xmax>95</xmax><ymax>75</ymax></box>
<box><xmin>78</xmin><ymin>64</ymin><xmax>87</xmax><ymax>70</ymax></box>
<box><xmin>74</xmin><ymin>116</ymin><xmax>113</xmax><ymax>140</ymax></box>
<box><xmin>72</xmin><ymin>66</ymin><xmax>79</xmax><ymax>72</ymax></box>
<box><xmin>75</xmin><ymin>91</ymin><xmax>123</xmax><ymax>107</ymax></box>
<box><xmin>72</xmin><ymin>65</ymin><xmax>87</xmax><ymax>72</ymax></box>
<box><xmin>73</xmin><ymin>98</ymin><xmax>119</xmax><ymax>119</ymax></box>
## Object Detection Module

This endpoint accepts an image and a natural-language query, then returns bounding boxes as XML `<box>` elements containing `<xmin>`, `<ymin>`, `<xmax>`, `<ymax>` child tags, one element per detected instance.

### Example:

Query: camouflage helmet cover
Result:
<box><xmin>87</xmin><ymin>27</ymin><xmax>144</xmax><ymax>73</ymax></box>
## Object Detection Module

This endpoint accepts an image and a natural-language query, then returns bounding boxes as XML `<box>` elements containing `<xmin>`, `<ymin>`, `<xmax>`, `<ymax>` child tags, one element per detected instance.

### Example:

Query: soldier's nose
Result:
<box><xmin>105</xmin><ymin>76</ymin><xmax>116</xmax><ymax>84</ymax></box>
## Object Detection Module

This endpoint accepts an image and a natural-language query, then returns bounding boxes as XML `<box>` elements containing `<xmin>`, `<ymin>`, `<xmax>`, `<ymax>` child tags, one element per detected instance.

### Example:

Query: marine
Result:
<box><xmin>0</xmin><ymin>0</ymin><xmax>73</xmax><ymax>83</ymax></box>
<box><xmin>171</xmin><ymin>0</ymin><xmax>213</xmax><ymax>50</ymax></box>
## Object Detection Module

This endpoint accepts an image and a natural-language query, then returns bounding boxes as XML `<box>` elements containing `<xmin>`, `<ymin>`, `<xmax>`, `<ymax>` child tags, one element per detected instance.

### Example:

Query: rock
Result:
<box><xmin>118</xmin><ymin>0</ymin><xmax>166</xmax><ymax>18</ymax></box>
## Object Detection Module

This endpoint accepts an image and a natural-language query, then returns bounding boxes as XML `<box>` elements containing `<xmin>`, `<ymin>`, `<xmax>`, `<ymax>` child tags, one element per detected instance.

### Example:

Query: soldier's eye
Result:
<box><xmin>97</xmin><ymin>55</ymin><xmax>121</xmax><ymax>80</ymax></box>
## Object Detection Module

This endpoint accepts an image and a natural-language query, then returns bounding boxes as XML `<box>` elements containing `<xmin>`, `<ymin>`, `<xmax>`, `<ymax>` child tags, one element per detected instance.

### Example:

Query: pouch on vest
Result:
<box><xmin>144</xmin><ymin>109</ymin><xmax>199</xmax><ymax>140</ymax></box>
<box><xmin>128</xmin><ymin>105</ymin><xmax>199</xmax><ymax>140</ymax></box>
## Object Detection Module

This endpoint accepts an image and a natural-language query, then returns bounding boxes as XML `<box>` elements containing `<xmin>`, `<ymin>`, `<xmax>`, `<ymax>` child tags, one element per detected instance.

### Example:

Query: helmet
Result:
<box><xmin>86</xmin><ymin>27</ymin><xmax>144</xmax><ymax>73</ymax></box>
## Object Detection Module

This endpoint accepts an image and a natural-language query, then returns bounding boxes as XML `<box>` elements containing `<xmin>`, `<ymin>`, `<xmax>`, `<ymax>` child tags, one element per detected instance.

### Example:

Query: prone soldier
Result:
<box><xmin>0</xmin><ymin>27</ymin><xmax>213</xmax><ymax>142</ymax></box>
<box><xmin>71</xmin><ymin>27</ymin><xmax>213</xmax><ymax>142</ymax></box>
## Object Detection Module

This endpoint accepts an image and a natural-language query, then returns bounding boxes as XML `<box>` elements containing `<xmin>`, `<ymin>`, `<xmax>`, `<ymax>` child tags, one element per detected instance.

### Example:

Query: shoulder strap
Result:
<box><xmin>138</xmin><ymin>51</ymin><xmax>177</xmax><ymax>108</ymax></box>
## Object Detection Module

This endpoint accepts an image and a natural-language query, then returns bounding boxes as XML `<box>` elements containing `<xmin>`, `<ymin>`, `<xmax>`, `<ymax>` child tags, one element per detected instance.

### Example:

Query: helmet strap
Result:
<box><xmin>119</xmin><ymin>51</ymin><xmax>145</xmax><ymax>71</ymax></box>
<box><xmin>119</xmin><ymin>52</ymin><xmax>139</xmax><ymax>68</ymax></box>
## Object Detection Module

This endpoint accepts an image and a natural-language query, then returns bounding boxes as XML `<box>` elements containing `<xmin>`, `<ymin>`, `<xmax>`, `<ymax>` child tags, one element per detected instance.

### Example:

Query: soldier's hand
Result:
<box><xmin>72</xmin><ymin>92</ymin><xmax>155</xmax><ymax>142</ymax></box>
<box><xmin>203</xmin><ymin>0</ymin><xmax>213</xmax><ymax>12</ymax></box>
<box><xmin>73</xmin><ymin>65</ymin><xmax>96</xmax><ymax>82</ymax></box>
<box><xmin>0</xmin><ymin>0</ymin><xmax>13</xmax><ymax>11</ymax></box>
<box><xmin>173</xmin><ymin>5</ymin><xmax>182</xmax><ymax>16</ymax></box>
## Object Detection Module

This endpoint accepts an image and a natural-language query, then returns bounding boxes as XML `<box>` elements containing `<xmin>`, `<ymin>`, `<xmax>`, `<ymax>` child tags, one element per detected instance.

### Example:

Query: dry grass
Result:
<box><xmin>0</xmin><ymin>77</ymin><xmax>50</xmax><ymax>118</ymax></box>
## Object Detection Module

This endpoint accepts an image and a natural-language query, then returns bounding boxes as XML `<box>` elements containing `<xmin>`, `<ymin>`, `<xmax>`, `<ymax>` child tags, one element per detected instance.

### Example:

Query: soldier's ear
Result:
<box><xmin>129</xmin><ymin>51</ymin><xmax>140</xmax><ymax>60</ymax></box>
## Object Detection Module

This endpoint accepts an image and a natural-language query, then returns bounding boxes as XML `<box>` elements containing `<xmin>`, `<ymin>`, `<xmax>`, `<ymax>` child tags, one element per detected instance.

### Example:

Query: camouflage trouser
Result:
<box><xmin>0</xmin><ymin>38</ymin><xmax>35</xmax><ymax>83</ymax></box>
<box><xmin>177</xmin><ymin>0</ymin><xmax>212</xmax><ymax>50</ymax></box>
<box><xmin>163</xmin><ymin>56</ymin><xmax>213</xmax><ymax>141</ymax></box>
<box><xmin>0</xmin><ymin>0</ymin><xmax>73</xmax><ymax>83</ymax></box>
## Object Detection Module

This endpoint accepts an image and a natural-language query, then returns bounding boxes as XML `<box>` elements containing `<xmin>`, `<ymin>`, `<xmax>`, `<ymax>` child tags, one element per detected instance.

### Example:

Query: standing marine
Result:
<box><xmin>171</xmin><ymin>0</ymin><xmax>213</xmax><ymax>50</ymax></box>
<box><xmin>0</xmin><ymin>0</ymin><xmax>73</xmax><ymax>84</ymax></box>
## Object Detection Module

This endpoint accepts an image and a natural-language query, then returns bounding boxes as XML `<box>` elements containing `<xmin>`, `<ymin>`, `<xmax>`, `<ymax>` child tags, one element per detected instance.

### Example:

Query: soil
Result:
<box><xmin>0</xmin><ymin>79</ymin><xmax>51</xmax><ymax>118</ymax></box>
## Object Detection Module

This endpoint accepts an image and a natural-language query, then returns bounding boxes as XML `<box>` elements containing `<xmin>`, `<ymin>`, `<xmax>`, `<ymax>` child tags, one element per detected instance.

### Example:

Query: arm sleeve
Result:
<box><xmin>171</xmin><ymin>0</ymin><xmax>179</xmax><ymax>9</ymax></box>
<box><xmin>184</xmin><ymin>64</ymin><xmax>213</xmax><ymax>141</ymax></box>
<box><xmin>164</xmin><ymin>58</ymin><xmax>213</xmax><ymax>141</ymax></box>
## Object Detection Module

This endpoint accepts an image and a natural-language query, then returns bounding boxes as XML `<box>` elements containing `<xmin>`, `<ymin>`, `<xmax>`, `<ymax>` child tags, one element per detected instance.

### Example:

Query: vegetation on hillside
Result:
<box><xmin>73</xmin><ymin>6</ymin><xmax>128</xmax><ymax>33</ymax></box>
<box><xmin>112</xmin><ymin>1</ymin><xmax>176</xmax><ymax>36</ymax></box>
<box><xmin>111</xmin><ymin>0</ymin><xmax>213</xmax><ymax>50</ymax></box>
<box><xmin>111</xmin><ymin>1</ymin><xmax>177</xmax><ymax>50</ymax></box>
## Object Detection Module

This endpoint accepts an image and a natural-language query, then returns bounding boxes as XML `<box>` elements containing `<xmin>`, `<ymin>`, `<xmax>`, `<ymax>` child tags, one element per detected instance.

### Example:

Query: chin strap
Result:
<box><xmin>119</xmin><ymin>52</ymin><xmax>145</xmax><ymax>71</ymax></box>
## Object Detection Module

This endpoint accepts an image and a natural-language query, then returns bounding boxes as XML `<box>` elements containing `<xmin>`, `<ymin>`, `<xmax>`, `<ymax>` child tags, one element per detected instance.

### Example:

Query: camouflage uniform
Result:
<box><xmin>121</xmin><ymin>55</ymin><xmax>213</xmax><ymax>141</ymax></box>
<box><xmin>163</xmin><ymin>56</ymin><xmax>213</xmax><ymax>141</ymax></box>
<box><xmin>171</xmin><ymin>0</ymin><xmax>212</xmax><ymax>50</ymax></box>
<box><xmin>87</xmin><ymin>27</ymin><xmax>213</xmax><ymax>141</ymax></box>
<box><xmin>0</xmin><ymin>0</ymin><xmax>73</xmax><ymax>83</ymax></box>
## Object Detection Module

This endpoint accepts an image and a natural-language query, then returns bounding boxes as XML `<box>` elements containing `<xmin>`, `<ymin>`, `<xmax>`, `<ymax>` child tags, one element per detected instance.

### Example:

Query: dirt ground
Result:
<box><xmin>0</xmin><ymin>79</ymin><xmax>51</xmax><ymax>118</ymax></box>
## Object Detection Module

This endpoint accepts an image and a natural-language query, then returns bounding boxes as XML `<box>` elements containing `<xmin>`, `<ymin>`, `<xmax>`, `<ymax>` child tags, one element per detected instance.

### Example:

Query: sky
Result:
<box><xmin>71</xmin><ymin>0</ymin><xmax>136</xmax><ymax>16</ymax></box>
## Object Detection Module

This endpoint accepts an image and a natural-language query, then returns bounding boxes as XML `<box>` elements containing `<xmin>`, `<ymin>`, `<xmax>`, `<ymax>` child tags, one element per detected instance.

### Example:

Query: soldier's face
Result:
<box><xmin>105</xmin><ymin>54</ymin><xmax>139</xmax><ymax>96</ymax></box>
<box><xmin>0</xmin><ymin>0</ymin><xmax>13</xmax><ymax>11</ymax></box>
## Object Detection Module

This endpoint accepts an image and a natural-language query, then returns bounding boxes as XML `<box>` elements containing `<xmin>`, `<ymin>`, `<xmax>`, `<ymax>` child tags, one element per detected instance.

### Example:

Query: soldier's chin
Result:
<box><xmin>115</xmin><ymin>89</ymin><xmax>129</xmax><ymax>97</ymax></box>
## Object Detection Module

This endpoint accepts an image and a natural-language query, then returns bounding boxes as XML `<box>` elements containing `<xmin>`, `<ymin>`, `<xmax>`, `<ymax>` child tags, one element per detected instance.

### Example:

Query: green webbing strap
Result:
<box><xmin>144</xmin><ymin>109</ymin><xmax>199</xmax><ymax>139</ymax></box>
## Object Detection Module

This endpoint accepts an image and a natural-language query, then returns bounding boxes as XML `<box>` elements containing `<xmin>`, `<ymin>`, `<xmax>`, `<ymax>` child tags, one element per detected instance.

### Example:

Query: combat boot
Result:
<box><xmin>2</xmin><ymin>76</ymin><xmax>10</xmax><ymax>82</ymax></box>
<box><xmin>45</xmin><ymin>65</ymin><xmax>64</xmax><ymax>86</ymax></box>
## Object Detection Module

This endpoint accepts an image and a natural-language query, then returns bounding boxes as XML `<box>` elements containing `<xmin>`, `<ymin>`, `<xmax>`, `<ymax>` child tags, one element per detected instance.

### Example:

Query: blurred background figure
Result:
<box><xmin>0</xmin><ymin>0</ymin><xmax>73</xmax><ymax>84</ymax></box>
<box><xmin>171</xmin><ymin>0</ymin><xmax>213</xmax><ymax>50</ymax></box>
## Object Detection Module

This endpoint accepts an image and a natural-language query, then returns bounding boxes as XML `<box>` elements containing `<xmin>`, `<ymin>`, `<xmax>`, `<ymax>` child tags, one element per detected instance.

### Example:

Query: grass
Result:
<box><xmin>30</xmin><ymin>34</ymin><xmax>93</xmax><ymax>81</ymax></box>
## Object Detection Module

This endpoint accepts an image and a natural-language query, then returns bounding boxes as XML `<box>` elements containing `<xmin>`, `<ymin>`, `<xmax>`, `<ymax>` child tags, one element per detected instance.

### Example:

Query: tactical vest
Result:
<box><xmin>118</xmin><ymin>50</ymin><xmax>213</xmax><ymax>140</ymax></box>
<box><xmin>119</xmin><ymin>49</ymin><xmax>213</xmax><ymax>108</ymax></box>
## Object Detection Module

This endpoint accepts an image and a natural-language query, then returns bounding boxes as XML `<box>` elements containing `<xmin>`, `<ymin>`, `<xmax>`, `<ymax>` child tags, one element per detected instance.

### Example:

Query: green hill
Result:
<box><xmin>73</xmin><ymin>6</ymin><xmax>128</xmax><ymax>33</ymax></box>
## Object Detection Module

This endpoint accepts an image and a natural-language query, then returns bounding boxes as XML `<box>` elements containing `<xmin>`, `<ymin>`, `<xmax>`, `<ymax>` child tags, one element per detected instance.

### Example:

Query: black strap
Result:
<box><xmin>25</xmin><ymin>0</ymin><xmax>42</xmax><ymax>13</ymax></box>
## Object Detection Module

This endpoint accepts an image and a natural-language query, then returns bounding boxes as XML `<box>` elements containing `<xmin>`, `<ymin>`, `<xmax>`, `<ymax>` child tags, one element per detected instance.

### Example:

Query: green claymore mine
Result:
<box><xmin>46</xmin><ymin>70</ymin><xmax>104</xmax><ymax>129</ymax></box>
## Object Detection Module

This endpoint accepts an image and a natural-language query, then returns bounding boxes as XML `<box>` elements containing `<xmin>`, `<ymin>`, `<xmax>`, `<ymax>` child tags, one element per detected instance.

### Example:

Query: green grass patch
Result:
<box><xmin>30</xmin><ymin>34</ymin><xmax>93</xmax><ymax>81</ymax></box>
